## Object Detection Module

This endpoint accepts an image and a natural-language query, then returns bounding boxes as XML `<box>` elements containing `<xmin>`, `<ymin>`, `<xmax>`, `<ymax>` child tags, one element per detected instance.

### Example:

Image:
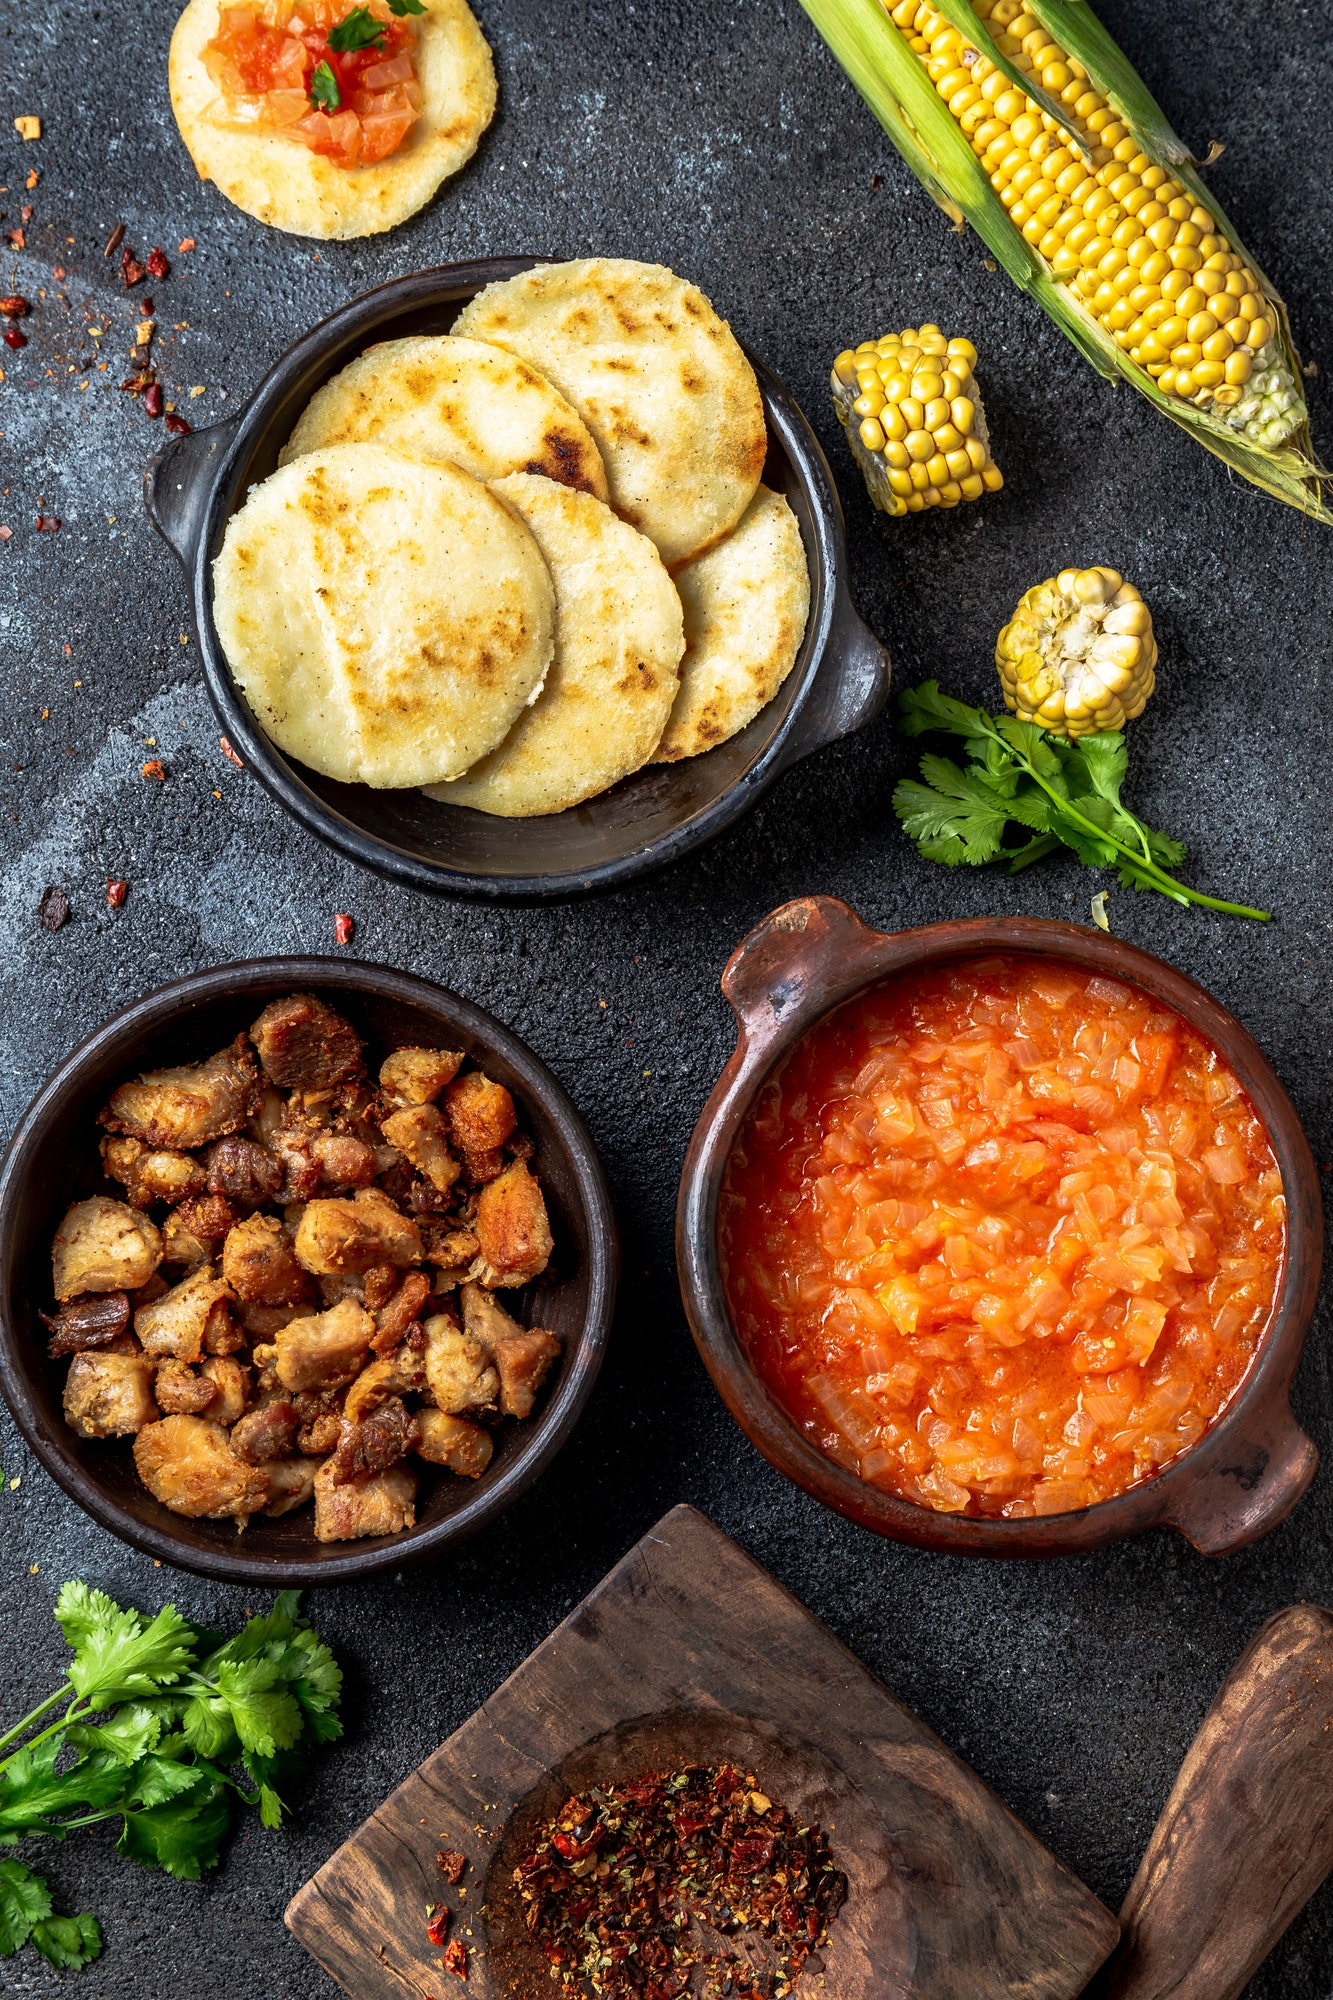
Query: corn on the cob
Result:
<box><xmin>798</xmin><ymin>0</ymin><xmax>1328</xmax><ymax>522</ymax></box>
<box><xmin>996</xmin><ymin>565</ymin><xmax>1156</xmax><ymax>735</ymax></box>
<box><xmin>831</xmin><ymin>323</ymin><xmax>1004</xmax><ymax>512</ymax></box>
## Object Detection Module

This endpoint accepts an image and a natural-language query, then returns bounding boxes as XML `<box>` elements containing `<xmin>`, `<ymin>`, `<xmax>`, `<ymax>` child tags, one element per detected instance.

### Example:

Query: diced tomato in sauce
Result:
<box><xmin>202</xmin><ymin>0</ymin><xmax>423</xmax><ymax>166</ymax></box>
<box><xmin>720</xmin><ymin>956</ymin><xmax>1284</xmax><ymax>1519</ymax></box>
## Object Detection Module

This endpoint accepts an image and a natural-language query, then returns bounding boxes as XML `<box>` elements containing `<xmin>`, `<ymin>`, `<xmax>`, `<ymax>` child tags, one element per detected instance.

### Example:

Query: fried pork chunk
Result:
<box><xmin>294</xmin><ymin>1189</ymin><xmax>423</xmax><ymax>1275</ymax></box>
<box><xmin>416</xmin><ymin>1408</ymin><xmax>493</xmax><ymax>1478</ymax></box>
<box><xmin>461</xmin><ymin>1283</ymin><xmax>561</xmax><ymax>1419</ymax></box>
<box><xmin>64</xmin><ymin>1351</ymin><xmax>157</xmax><ymax>1438</ymax></box>
<box><xmin>154</xmin><ymin>1360</ymin><xmax>220</xmax><ymax>1416</ymax></box>
<box><xmin>274</xmin><ymin>1297</ymin><xmax>373</xmax><ymax>1393</ymax></box>
<box><xmin>328</xmin><ymin>1395</ymin><xmax>420</xmax><ymax>1485</ymax></box>
<box><xmin>43</xmin><ymin>1290</ymin><xmax>131</xmax><ymax>1358</ymax></box>
<box><xmin>313</xmin><ymin>1458</ymin><xmax>415</xmax><ymax>1542</ymax></box>
<box><xmin>444</xmin><ymin>1071</ymin><xmax>516</xmax><ymax>1181</ymax></box>
<box><xmin>134</xmin><ymin>1267</ymin><xmax>231</xmax><ymax>1364</ymax></box>
<box><xmin>53</xmin><ymin>1197</ymin><xmax>164</xmax><ymax>1301</ymax></box>
<box><xmin>101</xmin><ymin>1138</ymin><xmax>207</xmax><ymax>1211</ymax></box>
<box><xmin>473</xmin><ymin>1160</ymin><xmax>553</xmax><ymax>1288</ymax></box>
<box><xmin>230</xmin><ymin>1399</ymin><xmax>300</xmax><ymax>1464</ymax></box>
<box><xmin>250</xmin><ymin>993</ymin><xmax>364</xmax><ymax>1090</ymax></box>
<box><xmin>102</xmin><ymin>1034</ymin><xmax>260</xmax><ymax>1150</ymax></box>
<box><xmin>379</xmin><ymin>1045</ymin><xmax>463</xmax><ymax>1106</ymax></box>
<box><xmin>134</xmin><ymin>1414</ymin><xmax>270</xmax><ymax>1519</ymax></box>
<box><xmin>379</xmin><ymin>1105</ymin><xmax>459</xmax><ymax>1195</ymax></box>
<box><xmin>205</xmin><ymin>1136</ymin><xmax>282</xmax><ymax>1211</ymax></box>
<box><xmin>265</xmin><ymin>1456</ymin><xmax>323</xmax><ymax>1517</ymax></box>
<box><xmin>222</xmin><ymin>1213</ymin><xmax>311</xmax><ymax>1305</ymax></box>
<box><xmin>423</xmin><ymin>1313</ymin><xmax>498</xmax><ymax>1414</ymax></box>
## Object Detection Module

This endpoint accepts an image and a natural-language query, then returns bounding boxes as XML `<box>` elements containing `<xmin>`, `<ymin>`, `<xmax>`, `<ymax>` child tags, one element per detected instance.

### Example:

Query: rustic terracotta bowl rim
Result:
<box><xmin>676</xmin><ymin>903</ymin><xmax>1322</xmax><ymax>1557</ymax></box>
<box><xmin>0</xmin><ymin>957</ymin><xmax>618</xmax><ymax>1584</ymax></box>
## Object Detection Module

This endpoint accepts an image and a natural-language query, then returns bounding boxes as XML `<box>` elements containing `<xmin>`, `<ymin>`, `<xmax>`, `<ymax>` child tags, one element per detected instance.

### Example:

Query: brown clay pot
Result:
<box><xmin>676</xmin><ymin>897</ymin><xmax>1322</xmax><ymax>1558</ymax></box>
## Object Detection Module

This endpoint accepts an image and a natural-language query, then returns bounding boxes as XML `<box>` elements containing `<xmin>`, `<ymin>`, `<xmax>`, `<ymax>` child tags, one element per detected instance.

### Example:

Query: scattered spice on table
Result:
<box><xmin>147</xmin><ymin>245</ymin><xmax>171</xmax><ymax>279</ymax></box>
<box><xmin>220</xmin><ymin>735</ymin><xmax>243</xmax><ymax>767</ymax></box>
<box><xmin>514</xmin><ymin>1764</ymin><xmax>846</xmax><ymax>1999</ymax></box>
<box><xmin>106</xmin><ymin>879</ymin><xmax>128</xmax><ymax>907</ymax></box>
<box><xmin>334</xmin><ymin>911</ymin><xmax>355</xmax><ymax>945</ymax></box>
<box><xmin>426</xmin><ymin>1907</ymin><xmax>451</xmax><ymax>1947</ymax></box>
<box><xmin>141</xmin><ymin>758</ymin><xmax>166</xmax><ymax>779</ymax></box>
<box><xmin>437</xmin><ymin>1849</ymin><xmax>467</xmax><ymax>1883</ymax></box>
<box><xmin>35</xmin><ymin>514</ymin><xmax>59</xmax><ymax>531</ymax></box>
<box><xmin>38</xmin><ymin>886</ymin><xmax>69</xmax><ymax>931</ymax></box>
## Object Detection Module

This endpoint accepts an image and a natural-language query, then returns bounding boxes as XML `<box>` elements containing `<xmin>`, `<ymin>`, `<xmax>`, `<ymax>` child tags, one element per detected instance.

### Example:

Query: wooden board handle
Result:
<box><xmin>1085</xmin><ymin>1603</ymin><xmax>1333</xmax><ymax>2000</ymax></box>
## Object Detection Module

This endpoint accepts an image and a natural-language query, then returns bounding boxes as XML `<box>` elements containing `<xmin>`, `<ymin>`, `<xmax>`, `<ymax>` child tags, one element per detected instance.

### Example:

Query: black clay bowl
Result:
<box><xmin>144</xmin><ymin>258</ymin><xmax>890</xmax><ymax>902</ymax></box>
<box><xmin>0</xmin><ymin>960</ymin><xmax>617</xmax><ymax>1584</ymax></box>
<box><xmin>677</xmin><ymin>898</ymin><xmax>1323</xmax><ymax>1559</ymax></box>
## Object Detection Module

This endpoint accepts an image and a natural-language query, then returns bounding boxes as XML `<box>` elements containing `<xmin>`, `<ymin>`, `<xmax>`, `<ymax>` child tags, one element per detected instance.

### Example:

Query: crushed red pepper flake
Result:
<box><xmin>121</xmin><ymin>245</ymin><xmax>146</xmax><ymax>287</ymax></box>
<box><xmin>515</xmin><ymin>1765</ymin><xmax>846</xmax><ymax>2000</ymax></box>
<box><xmin>0</xmin><ymin>296</ymin><xmax>30</xmax><ymax>319</ymax></box>
<box><xmin>5</xmin><ymin>230</ymin><xmax>25</xmax><ymax>250</ymax></box>
<box><xmin>144</xmin><ymin>383</ymin><xmax>163</xmax><ymax>418</ymax></box>
<box><xmin>107</xmin><ymin>879</ymin><xmax>128</xmax><ymax>907</ymax></box>
<box><xmin>35</xmin><ymin>514</ymin><xmax>60</xmax><ymax>531</ymax></box>
<box><xmin>3</xmin><ymin>327</ymin><xmax>27</xmax><ymax>350</ymax></box>
<box><xmin>141</xmin><ymin>759</ymin><xmax>166</xmax><ymax>780</ymax></box>
<box><xmin>441</xmin><ymin>1938</ymin><xmax>467</xmax><ymax>1981</ymax></box>
<box><xmin>178</xmin><ymin>236</ymin><xmax>196</xmax><ymax>252</ymax></box>
<box><xmin>20</xmin><ymin>205</ymin><xmax>33</xmax><ymax>223</ymax></box>
<box><xmin>164</xmin><ymin>412</ymin><xmax>193</xmax><ymax>436</ymax></box>
<box><xmin>146</xmin><ymin>246</ymin><xmax>171</xmax><ymax>279</ymax></box>
<box><xmin>220</xmin><ymin>735</ymin><xmax>243</xmax><ymax>768</ymax></box>
<box><xmin>437</xmin><ymin>1850</ymin><xmax>467</xmax><ymax>1884</ymax></box>
<box><xmin>333</xmin><ymin>912</ymin><xmax>355</xmax><ymax>946</ymax></box>
<box><xmin>425</xmin><ymin>1908</ymin><xmax>450</xmax><ymax>1948</ymax></box>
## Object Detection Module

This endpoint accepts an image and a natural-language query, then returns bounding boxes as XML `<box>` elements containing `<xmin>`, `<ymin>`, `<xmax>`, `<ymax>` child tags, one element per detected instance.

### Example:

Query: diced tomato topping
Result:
<box><xmin>202</xmin><ymin>0</ymin><xmax>422</xmax><ymax>166</ymax></box>
<box><xmin>721</xmin><ymin>956</ymin><xmax>1284</xmax><ymax>1519</ymax></box>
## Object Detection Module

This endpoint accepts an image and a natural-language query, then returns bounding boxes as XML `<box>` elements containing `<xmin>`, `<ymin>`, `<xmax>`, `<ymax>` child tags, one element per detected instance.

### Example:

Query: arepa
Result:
<box><xmin>212</xmin><ymin>444</ymin><xmax>554</xmax><ymax>788</ymax></box>
<box><xmin>454</xmin><ymin>259</ymin><xmax>768</xmax><ymax>568</ymax></box>
<box><xmin>428</xmin><ymin>473</ymin><xmax>684</xmax><ymax>818</ymax></box>
<box><xmin>169</xmin><ymin>0</ymin><xmax>495</xmax><ymax>241</ymax></box>
<box><xmin>654</xmin><ymin>485</ymin><xmax>810</xmax><ymax>762</ymax></box>
<box><xmin>280</xmin><ymin>335</ymin><xmax>608</xmax><ymax>500</ymax></box>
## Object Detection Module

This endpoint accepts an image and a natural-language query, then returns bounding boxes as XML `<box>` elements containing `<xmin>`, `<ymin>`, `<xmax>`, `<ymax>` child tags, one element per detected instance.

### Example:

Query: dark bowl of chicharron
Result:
<box><xmin>676</xmin><ymin>897</ymin><xmax>1323</xmax><ymax>1559</ymax></box>
<box><xmin>0</xmin><ymin>959</ymin><xmax>618</xmax><ymax>1585</ymax></box>
<box><xmin>143</xmin><ymin>258</ymin><xmax>890</xmax><ymax>902</ymax></box>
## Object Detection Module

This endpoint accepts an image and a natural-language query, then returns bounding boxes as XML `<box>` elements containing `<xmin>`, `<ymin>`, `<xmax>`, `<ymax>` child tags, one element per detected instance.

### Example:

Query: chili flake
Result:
<box><xmin>437</xmin><ymin>1849</ymin><xmax>467</xmax><ymax>1884</ymax></box>
<box><xmin>426</xmin><ymin>1908</ymin><xmax>450</xmax><ymax>1948</ymax></box>
<box><xmin>107</xmin><ymin>879</ymin><xmax>129</xmax><ymax>907</ymax></box>
<box><xmin>146</xmin><ymin>246</ymin><xmax>171</xmax><ymax>279</ymax></box>
<box><xmin>165</xmin><ymin>413</ymin><xmax>193</xmax><ymax>436</ymax></box>
<box><xmin>35</xmin><ymin>514</ymin><xmax>60</xmax><ymax>531</ymax></box>
<box><xmin>514</xmin><ymin>1765</ymin><xmax>846</xmax><ymax>2000</ymax></box>
<box><xmin>334</xmin><ymin>912</ymin><xmax>355</xmax><ymax>946</ymax></box>
<box><xmin>441</xmin><ymin>1938</ymin><xmax>467</xmax><ymax>1981</ymax></box>
<box><xmin>141</xmin><ymin>759</ymin><xmax>167</xmax><ymax>780</ymax></box>
<box><xmin>121</xmin><ymin>246</ymin><xmax>146</xmax><ymax>287</ymax></box>
<box><xmin>0</xmin><ymin>297</ymin><xmax>30</xmax><ymax>318</ymax></box>
<box><xmin>220</xmin><ymin>735</ymin><xmax>243</xmax><ymax>768</ymax></box>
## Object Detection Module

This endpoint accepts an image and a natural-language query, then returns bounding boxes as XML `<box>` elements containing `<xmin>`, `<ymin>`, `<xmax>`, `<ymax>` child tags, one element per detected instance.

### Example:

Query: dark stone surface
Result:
<box><xmin>0</xmin><ymin>0</ymin><xmax>1331</xmax><ymax>1992</ymax></box>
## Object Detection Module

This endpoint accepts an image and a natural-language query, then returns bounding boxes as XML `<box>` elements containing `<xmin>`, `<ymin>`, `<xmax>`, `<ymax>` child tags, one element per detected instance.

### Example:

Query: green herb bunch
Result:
<box><xmin>0</xmin><ymin>1584</ymin><xmax>342</xmax><ymax>1971</ymax></box>
<box><xmin>893</xmin><ymin>683</ymin><xmax>1269</xmax><ymax>922</ymax></box>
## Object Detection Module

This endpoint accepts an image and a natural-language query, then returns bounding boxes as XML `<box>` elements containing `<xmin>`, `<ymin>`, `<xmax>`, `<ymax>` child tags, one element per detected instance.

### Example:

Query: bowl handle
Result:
<box><xmin>721</xmin><ymin>895</ymin><xmax>876</xmax><ymax>1058</ymax></box>
<box><xmin>1159</xmin><ymin>1400</ymin><xmax>1317</xmax><ymax>1556</ymax></box>
<box><xmin>143</xmin><ymin>414</ymin><xmax>244</xmax><ymax>571</ymax></box>
<box><xmin>772</xmin><ymin>584</ymin><xmax>891</xmax><ymax>774</ymax></box>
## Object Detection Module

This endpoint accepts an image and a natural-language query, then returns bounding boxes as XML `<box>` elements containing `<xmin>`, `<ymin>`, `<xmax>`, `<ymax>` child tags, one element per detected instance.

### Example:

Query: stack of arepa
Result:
<box><xmin>213</xmin><ymin>258</ymin><xmax>811</xmax><ymax>816</ymax></box>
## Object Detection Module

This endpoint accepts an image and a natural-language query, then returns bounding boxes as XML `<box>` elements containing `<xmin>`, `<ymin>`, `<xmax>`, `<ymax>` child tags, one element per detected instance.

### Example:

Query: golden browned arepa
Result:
<box><xmin>169</xmin><ymin>0</ymin><xmax>495</xmax><ymax>239</ymax></box>
<box><xmin>280</xmin><ymin>335</ymin><xmax>609</xmax><ymax>499</ymax></box>
<box><xmin>212</xmin><ymin>444</ymin><xmax>555</xmax><ymax>788</ymax></box>
<box><xmin>654</xmin><ymin>485</ymin><xmax>810</xmax><ymax>762</ymax></box>
<box><xmin>453</xmin><ymin>259</ymin><xmax>768</xmax><ymax>568</ymax></box>
<box><xmin>427</xmin><ymin>473</ymin><xmax>684</xmax><ymax>817</ymax></box>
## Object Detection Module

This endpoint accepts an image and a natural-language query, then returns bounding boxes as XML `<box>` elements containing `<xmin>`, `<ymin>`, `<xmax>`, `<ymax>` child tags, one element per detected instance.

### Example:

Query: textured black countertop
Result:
<box><xmin>1</xmin><ymin>0</ymin><xmax>1331</xmax><ymax>1992</ymax></box>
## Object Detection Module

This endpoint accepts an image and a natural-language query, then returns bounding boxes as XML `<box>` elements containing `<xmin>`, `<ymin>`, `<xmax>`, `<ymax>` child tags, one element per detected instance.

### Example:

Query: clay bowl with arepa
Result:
<box><xmin>677</xmin><ymin>898</ymin><xmax>1323</xmax><ymax>1559</ymax></box>
<box><xmin>144</xmin><ymin>257</ymin><xmax>890</xmax><ymax>900</ymax></box>
<box><xmin>0</xmin><ymin>959</ymin><xmax>616</xmax><ymax>1584</ymax></box>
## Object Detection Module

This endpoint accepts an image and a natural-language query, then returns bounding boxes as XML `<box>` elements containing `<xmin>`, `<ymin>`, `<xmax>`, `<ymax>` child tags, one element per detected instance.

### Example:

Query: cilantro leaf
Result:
<box><xmin>211</xmin><ymin>1660</ymin><xmax>304</xmax><ymax>1759</ymax></box>
<box><xmin>30</xmin><ymin>1911</ymin><xmax>102</xmax><ymax>1970</ymax></box>
<box><xmin>118</xmin><ymin>1787</ymin><xmax>232</xmax><ymax>1881</ymax></box>
<box><xmin>0</xmin><ymin>1739</ymin><xmax>130</xmax><ymax>1838</ymax></box>
<box><xmin>0</xmin><ymin>1858</ymin><xmax>51</xmax><ymax>1954</ymax></box>
<box><xmin>897</xmin><ymin>680</ymin><xmax>994</xmax><ymax>744</ymax></box>
<box><xmin>57</xmin><ymin>1585</ymin><xmax>195</xmax><ymax>1704</ymax></box>
<box><xmin>387</xmin><ymin>0</ymin><xmax>426</xmax><ymax>13</ymax></box>
<box><xmin>309</xmin><ymin>59</ymin><xmax>341</xmax><ymax>110</ymax></box>
<box><xmin>326</xmin><ymin>5</ymin><xmax>386</xmax><ymax>50</ymax></box>
<box><xmin>122</xmin><ymin>1755</ymin><xmax>211</xmax><ymax>1812</ymax></box>
<box><xmin>893</xmin><ymin>757</ymin><xmax>1010</xmax><ymax>866</ymax></box>
<box><xmin>65</xmin><ymin>1704</ymin><xmax>162</xmax><ymax>1767</ymax></box>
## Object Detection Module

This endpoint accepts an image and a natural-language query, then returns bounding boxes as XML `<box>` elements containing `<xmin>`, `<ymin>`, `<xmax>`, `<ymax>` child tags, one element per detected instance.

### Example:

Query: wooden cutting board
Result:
<box><xmin>287</xmin><ymin>1505</ymin><xmax>1117</xmax><ymax>1998</ymax></box>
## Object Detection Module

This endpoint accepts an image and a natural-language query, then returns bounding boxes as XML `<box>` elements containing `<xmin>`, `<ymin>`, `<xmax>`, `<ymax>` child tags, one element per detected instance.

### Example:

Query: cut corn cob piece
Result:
<box><xmin>831</xmin><ymin>323</ymin><xmax>1004</xmax><ymax>514</ymax></box>
<box><xmin>996</xmin><ymin>565</ymin><xmax>1156</xmax><ymax>736</ymax></box>
<box><xmin>797</xmin><ymin>0</ymin><xmax>1329</xmax><ymax>522</ymax></box>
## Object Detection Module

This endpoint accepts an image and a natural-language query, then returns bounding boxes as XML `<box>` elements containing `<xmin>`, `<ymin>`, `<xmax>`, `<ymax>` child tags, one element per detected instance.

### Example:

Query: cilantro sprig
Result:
<box><xmin>309</xmin><ymin>58</ymin><xmax>342</xmax><ymax>110</ymax></box>
<box><xmin>893</xmin><ymin>683</ymin><xmax>1269</xmax><ymax>923</ymax></box>
<box><xmin>0</xmin><ymin>1585</ymin><xmax>343</xmax><ymax>1973</ymax></box>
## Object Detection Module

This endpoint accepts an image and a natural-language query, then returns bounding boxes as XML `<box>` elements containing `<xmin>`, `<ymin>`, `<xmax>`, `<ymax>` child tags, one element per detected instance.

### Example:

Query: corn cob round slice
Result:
<box><xmin>996</xmin><ymin>565</ymin><xmax>1156</xmax><ymax>736</ymax></box>
<box><xmin>887</xmin><ymin>0</ymin><xmax>1304</xmax><ymax>450</ymax></box>
<box><xmin>831</xmin><ymin>324</ymin><xmax>1004</xmax><ymax>514</ymax></box>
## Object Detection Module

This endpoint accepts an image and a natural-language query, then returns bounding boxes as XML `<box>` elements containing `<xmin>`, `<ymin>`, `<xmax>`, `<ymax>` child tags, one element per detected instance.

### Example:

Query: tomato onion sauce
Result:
<box><xmin>720</xmin><ymin>955</ymin><xmax>1284</xmax><ymax>1519</ymax></box>
<box><xmin>203</xmin><ymin>0</ymin><xmax>423</xmax><ymax>166</ymax></box>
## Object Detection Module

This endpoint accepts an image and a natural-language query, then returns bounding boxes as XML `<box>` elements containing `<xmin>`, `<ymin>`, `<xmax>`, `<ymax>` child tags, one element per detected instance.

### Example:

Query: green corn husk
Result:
<box><xmin>800</xmin><ymin>0</ymin><xmax>1330</xmax><ymax>524</ymax></box>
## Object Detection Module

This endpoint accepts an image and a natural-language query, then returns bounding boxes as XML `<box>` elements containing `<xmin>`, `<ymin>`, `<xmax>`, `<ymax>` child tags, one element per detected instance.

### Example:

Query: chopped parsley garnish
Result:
<box><xmin>309</xmin><ymin>58</ymin><xmax>342</xmax><ymax>109</ymax></box>
<box><xmin>326</xmin><ymin>4</ymin><xmax>387</xmax><ymax>50</ymax></box>
<box><xmin>386</xmin><ymin>0</ymin><xmax>427</xmax><ymax>13</ymax></box>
